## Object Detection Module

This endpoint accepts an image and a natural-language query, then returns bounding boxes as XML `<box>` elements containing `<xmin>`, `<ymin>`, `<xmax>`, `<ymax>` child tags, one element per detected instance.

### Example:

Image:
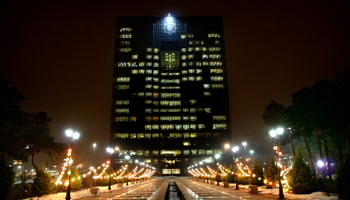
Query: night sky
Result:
<box><xmin>1</xmin><ymin>0</ymin><xmax>349</xmax><ymax>170</ymax></box>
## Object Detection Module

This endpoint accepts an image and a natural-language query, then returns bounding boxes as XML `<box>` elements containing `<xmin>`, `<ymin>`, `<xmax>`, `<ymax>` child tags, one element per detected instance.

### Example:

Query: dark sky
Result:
<box><xmin>1</xmin><ymin>0</ymin><xmax>349</xmax><ymax>169</ymax></box>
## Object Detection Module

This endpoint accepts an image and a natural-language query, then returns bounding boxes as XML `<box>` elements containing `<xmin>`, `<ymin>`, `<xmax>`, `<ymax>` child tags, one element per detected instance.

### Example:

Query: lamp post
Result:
<box><xmin>92</xmin><ymin>143</ymin><xmax>96</xmax><ymax>186</ymax></box>
<box><xmin>224</xmin><ymin>143</ymin><xmax>230</xmax><ymax>154</ymax></box>
<box><xmin>65</xmin><ymin>129</ymin><xmax>80</xmax><ymax>200</ymax></box>
<box><xmin>214</xmin><ymin>154</ymin><xmax>220</xmax><ymax>186</ymax></box>
<box><xmin>232</xmin><ymin>146</ymin><xmax>239</xmax><ymax>190</ymax></box>
<box><xmin>269</xmin><ymin>128</ymin><xmax>284</xmax><ymax>199</ymax></box>
<box><xmin>242</xmin><ymin>142</ymin><xmax>247</xmax><ymax>158</ymax></box>
<box><xmin>125</xmin><ymin>155</ymin><xmax>130</xmax><ymax>185</ymax></box>
<box><xmin>106</xmin><ymin>147</ymin><xmax>114</xmax><ymax>191</ymax></box>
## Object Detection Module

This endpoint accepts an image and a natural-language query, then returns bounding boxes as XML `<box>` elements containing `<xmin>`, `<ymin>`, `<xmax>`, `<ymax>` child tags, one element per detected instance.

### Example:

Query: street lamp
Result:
<box><xmin>242</xmin><ymin>142</ymin><xmax>247</xmax><ymax>158</ymax></box>
<box><xmin>65</xmin><ymin>129</ymin><xmax>80</xmax><ymax>200</ymax></box>
<box><xmin>232</xmin><ymin>146</ymin><xmax>239</xmax><ymax>190</ymax></box>
<box><xmin>214</xmin><ymin>154</ymin><xmax>220</xmax><ymax>186</ymax></box>
<box><xmin>250</xmin><ymin>150</ymin><xmax>254</xmax><ymax>158</ymax></box>
<box><xmin>125</xmin><ymin>155</ymin><xmax>130</xmax><ymax>185</ymax></box>
<box><xmin>224</xmin><ymin>143</ymin><xmax>230</xmax><ymax>154</ymax></box>
<box><xmin>269</xmin><ymin>127</ymin><xmax>284</xmax><ymax>199</ymax></box>
<box><xmin>106</xmin><ymin>147</ymin><xmax>114</xmax><ymax>191</ymax></box>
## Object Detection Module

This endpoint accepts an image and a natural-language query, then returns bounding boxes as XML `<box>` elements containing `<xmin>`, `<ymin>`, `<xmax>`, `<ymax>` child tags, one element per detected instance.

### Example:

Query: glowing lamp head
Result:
<box><xmin>232</xmin><ymin>146</ymin><xmax>239</xmax><ymax>153</ymax></box>
<box><xmin>242</xmin><ymin>142</ymin><xmax>247</xmax><ymax>146</ymax></box>
<box><xmin>125</xmin><ymin>155</ymin><xmax>130</xmax><ymax>160</ymax></box>
<box><xmin>135</xmin><ymin>160</ymin><xmax>139</xmax><ymax>163</ymax></box>
<box><xmin>317</xmin><ymin>160</ymin><xmax>324</xmax><ymax>167</ymax></box>
<box><xmin>269</xmin><ymin>130</ymin><xmax>277</xmax><ymax>138</ymax></box>
<box><xmin>93</xmin><ymin>143</ymin><xmax>96</xmax><ymax>148</ymax></box>
<box><xmin>72</xmin><ymin>132</ymin><xmax>80</xmax><ymax>140</ymax></box>
<box><xmin>250</xmin><ymin>150</ymin><xmax>254</xmax><ymax>154</ymax></box>
<box><xmin>277</xmin><ymin>127</ymin><xmax>284</xmax><ymax>135</ymax></box>
<box><xmin>224</xmin><ymin>144</ymin><xmax>230</xmax><ymax>149</ymax></box>
<box><xmin>215</xmin><ymin>154</ymin><xmax>220</xmax><ymax>159</ymax></box>
<box><xmin>65</xmin><ymin>129</ymin><xmax>73</xmax><ymax>137</ymax></box>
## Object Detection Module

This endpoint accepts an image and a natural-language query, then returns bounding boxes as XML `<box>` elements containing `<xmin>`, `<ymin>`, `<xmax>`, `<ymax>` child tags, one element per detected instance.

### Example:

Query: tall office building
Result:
<box><xmin>111</xmin><ymin>15</ymin><xmax>231</xmax><ymax>175</ymax></box>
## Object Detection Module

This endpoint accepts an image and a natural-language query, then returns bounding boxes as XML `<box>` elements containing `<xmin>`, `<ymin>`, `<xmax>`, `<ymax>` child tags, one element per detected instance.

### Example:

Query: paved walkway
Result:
<box><xmin>176</xmin><ymin>178</ymin><xmax>279</xmax><ymax>200</ymax></box>
<box><xmin>82</xmin><ymin>179</ymin><xmax>168</xmax><ymax>200</ymax></box>
<box><xmin>81</xmin><ymin>177</ymin><xmax>279</xmax><ymax>200</ymax></box>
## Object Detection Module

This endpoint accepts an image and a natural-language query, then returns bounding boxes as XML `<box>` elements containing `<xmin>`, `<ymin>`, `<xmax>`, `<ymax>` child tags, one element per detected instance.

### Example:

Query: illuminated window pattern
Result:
<box><xmin>160</xmin><ymin>116</ymin><xmax>181</xmax><ymax>121</ymax></box>
<box><xmin>117</xmin><ymin>85</ymin><xmax>129</xmax><ymax>90</ymax></box>
<box><xmin>160</xmin><ymin>93</ymin><xmax>181</xmax><ymax>98</ymax></box>
<box><xmin>213</xmin><ymin>115</ymin><xmax>226</xmax><ymax>121</ymax></box>
<box><xmin>119</xmin><ymin>27</ymin><xmax>132</xmax><ymax>32</ymax></box>
<box><xmin>213</xmin><ymin>123</ymin><xmax>227</xmax><ymax>129</ymax></box>
<box><xmin>160</xmin><ymin>101</ymin><xmax>181</xmax><ymax>106</ymax></box>
<box><xmin>115</xmin><ymin>117</ymin><xmax>129</xmax><ymax>122</ymax></box>
<box><xmin>210</xmin><ymin>76</ymin><xmax>224</xmax><ymax>81</ymax></box>
<box><xmin>211</xmin><ymin>84</ymin><xmax>224</xmax><ymax>89</ymax></box>
<box><xmin>161</xmin><ymin>51</ymin><xmax>179</xmax><ymax>70</ymax></box>
<box><xmin>115</xmin><ymin>108</ymin><xmax>129</xmax><ymax>113</ymax></box>
<box><xmin>119</xmin><ymin>34</ymin><xmax>132</xmax><ymax>38</ymax></box>
<box><xmin>208</xmin><ymin>33</ymin><xmax>220</xmax><ymax>38</ymax></box>
<box><xmin>116</xmin><ymin>100</ymin><xmax>129</xmax><ymax>105</ymax></box>
<box><xmin>114</xmin><ymin>133</ymin><xmax>129</xmax><ymax>139</ymax></box>
<box><xmin>119</xmin><ymin>48</ymin><xmax>132</xmax><ymax>52</ymax></box>
<box><xmin>116</xmin><ymin>77</ymin><xmax>130</xmax><ymax>82</ymax></box>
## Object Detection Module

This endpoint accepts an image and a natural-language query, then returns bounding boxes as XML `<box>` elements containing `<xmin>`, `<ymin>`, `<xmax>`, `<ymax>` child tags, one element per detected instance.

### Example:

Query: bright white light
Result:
<box><xmin>93</xmin><ymin>143</ymin><xmax>96</xmax><ymax>147</ymax></box>
<box><xmin>106</xmin><ymin>147</ymin><xmax>114</xmax><ymax>154</ymax></box>
<box><xmin>215</xmin><ymin>154</ymin><xmax>220</xmax><ymax>159</ymax></box>
<box><xmin>232</xmin><ymin>146</ymin><xmax>239</xmax><ymax>153</ymax></box>
<box><xmin>125</xmin><ymin>155</ymin><xmax>130</xmax><ymax>160</ymax></box>
<box><xmin>73</xmin><ymin>132</ymin><xmax>80</xmax><ymax>140</ymax></box>
<box><xmin>242</xmin><ymin>142</ymin><xmax>247</xmax><ymax>146</ymax></box>
<box><xmin>277</xmin><ymin>128</ymin><xmax>284</xmax><ymax>135</ymax></box>
<box><xmin>250</xmin><ymin>150</ymin><xmax>254</xmax><ymax>154</ymax></box>
<box><xmin>269</xmin><ymin>130</ymin><xmax>277</xmax><ymax>138</ymax></box>
<box><xmin>199</xmin><ymin>162</ymin><xmax>203</xmax><ymax>165</ymax></box>
<box><xmin>317</xmin><ymin>160</ymin><xmax>324</xmax><ymax>167</ymax></box>
<box><xmin>224</xmin><ymin>144</ymin><xmax>230</xmax><ymax>149</ymax></box>
<box><xmin>65</xmin><ymin>129</ymin><xmax>73</xmax><ymax>137</ymax></box>
<box><xmin>135</xmin><ymin>160</ymin><xmax>139</xmax><ymax>163</ymax></box>
<box><xmin>166</xmin><ymin>13</ymin><xmax>173</xmax><ymax>23</ymax></box>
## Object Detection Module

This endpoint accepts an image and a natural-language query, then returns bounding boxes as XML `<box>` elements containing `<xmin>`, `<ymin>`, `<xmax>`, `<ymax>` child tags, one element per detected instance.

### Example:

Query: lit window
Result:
<box><xmin>181</xmin><ymin>55</ymin><xmax>187</xmax><ymax>60</ymax></box>
<box><xmin>213</xmin><ymin>123</ymin><xmax>227</xmax><ymax>129</ymax></box>
<box><xmin>146</xmin><ymin>69</ymin><xmax>152</xmax><ymax>74</ymax></box>
<box><xmin>137</xmin><ymin>133</ymin><xmax>145</xmax><ymax>139</ymax></box>
<box><xmin>144</xmin><ymin>125</ymin><xmax>151</xmax><ymax>130</ymax></box>
<box><xmin>114</xmin><ymin>133</ymin><xmax>129</xmax><ymax>139</ymax></box>
<box><xmin>182</xmin><ymin>70</ymin><xmax>188</xmax><ymax>75</ymax></box>
<box><xmin>211</xmin><ymin>84</ymin><xmax>224</xmax><ymax>89</ymax></box>
<box><xmin>196</xmin><ymin>76</ymin><xmax>203</xmax><ymax>81</ymax></box>
<box><xmin>147</xmin><ymin>62</ymin><xmax>152</xmax><ymax>67</ymax></box>
<box><xmin>182</xmin><ymin>62</ymin><xmax>187</xmax><ymax>67</ymax></box>
<box><xmin>145</xmin><ymin>84</ymin><xmax>152</xmax><ymax>89</ymax></box>
<box><xmin>132</xmin><ymin>54</ymin><xmax>138</xmax><ymax>59</ymax></box>
<box><xmin>182</xmin><ymin>77</ymin><xmax>188</xmax><ymax>82</ymax></box>
<box><xmin>161</xmin><ymin>86</ymin><xmax>180</xmax><ymax>89</ymax></box>
<box><xmin>181</xmin><ymin>34</ymin><xmax>186</xmax><ymax>39</ymax></box>
<box><xmin>119</xmin><ymin>48</ymin><xmax>132</xmax><ymax>52</ymax></box>
<box><xmin>183</xmin><ymin>140</ymin><xmax>191</xmax><ymax>146</ymax></box>
<box><xmin>183</xmin><ymin>116</ymin><xmax>189</xmax><ymax>121</ymax></box>
<box><xmin>145</xmin><ymin>116</ymin><xmax>151</xmax><ymax>122</ymax></box>
<box><xmin>160</xmin><ymin>124</ymin><xmax>175</xmax><ymax>130</ymax></box>
<box><xmin>160</xmin><ymin>108</ymin><xmax>181</xmax><ymax>112</ymax></box>
<box><xmin>132</xmin><ymin>62</ymin><xmax>137</xmax><ymax>67</ymax></box>
<box><xmin>190</xmin><ymin>133</ymin><xmax>197</xmax><ymax>138</ymax></box>
<box><xmin>195</xmin><ymin>47</ymin><xmax>201</xmax><ymax>51</ymax></box>
<box><xmin>117</xmin><ymin>85</ymin><xmax>129</xmax><ymax>90</ymax></box>
<box><xmin>145</xmin><ymin>108</ymin><xmax>152</xmax><ymax>113</ymax></box>
<box><xmin>119</xmin><ymin>27</ymin><xmax>132</xmax><ymax>32</ymax></box>
<box><xmin>188</xmin><ymin>54</ymin><xmax>194</xmax><ymax>59</ymax></box>
<box><xmin>160</xmin><ymin>101</ymin><xmax>181</xmax><ymax>106</ymax></box>
<box><xmin>153</xmin><ymin>93</ymin><xmax>159</xmax><ymax>98</ymax></box>
<box><xmin>215</xmin><ymin>40</ymin><xmax>220</xmax><ymax>44</ymax></box>
<box><xmin>191</xmin><ymin>149</ymin><xmax>197</xmax><ymax>155</ymax></box>
<box><xmin>146</xmin><ymin>55</ymin><xmax>152</xmax><ymax>59</ymax></box>
<box><xmin>152</xmin><ymin>116</ymin><xmax>159</xmax><ymax>122</ymax></box>
<box><xmin>188</xmin><ymin>62</ymin><xmax>194</xmax><ymax>66</ymax></box>
<box><xmin>202</xmin><ymin>54</ymin><xmax>208</xmax><ymax>59</ymax></box>
<box><xmin>138</xmin><ymin>92</ymin><xmax>144</xmax><ymax>97</ymax></box>
<box><xmin>116</xmin><ymin>100</ymin><xmax>129</xmax><ymax>105</ymax></box>
<box><xmin>153</xmin><ymin>101</ymin><xmax>159</xmax><ymax>106</ymax></box>
<box><xmin>210</xmin><ymin>68</ymin><xmax>224</xmax><ymax>73</ymax></box>
<box><xmin>202</xmin><ymin>47</ymin><xmax>207</xmax><ymax>51</ymax></box>
<box><xmin>199</xmin><ymin>149</ymin><xmax>205</xmax><ymax>155</ymax></box>
<box><xmin>152</xmin><ymin>134</ymin><xmax>160</xmax><ymax>139</ymax></box>
<box><xmin>189</xmin><ymin>100</ymin><xmax>196</xmax><ymax>105</ymax></box>
<box><xmin>154</xmin><ymin>48</ymin><xmax>159</xmax><ymax>53</ymax></box>
<box><xmin>154</xmin><ymin>62</ymin><xmax>159</xmax><ymax>67</ymax></box>
<box><xmin>146</xmin><ymin>48</ymin><xmax>152</xmax><ymax>52</ymax></box>
<box><xmin>183</xmin><ymin>150</ymin><xmax>190</xmax><ymax>155</ymax></box>
<box><xmin>203</xmin><ymin>84</ymin><xmax>210</xmax><ymax>89</ymax></box>
<box><xmin>190</xmin><ymin>124</ymin><xmax>197</xmax><ymax>130</ymax></box>
<box><xmin>190</xmin><ymin>108</ymin><xmax>196</xmax><ymax>113</ymax></box>
<box><xmin>210</xmin><ymin>76</ymin><xmax>224</xmax><ymax>81</ymax></box>
<box><xmin>160</xmin><ymin>116</ymin><xmax>181</xmax><ymax>121</ymax></box>
<box><xmin>130</xmin><ymin>117</ymin><xmax>136</xmax><ymax>122</ymax></box>
<box><xmin>188</xmin><ymin>47</ymin><xmax>194</xmax><ymax>52</ymax></box>
<box><xmin>145</xmin><ymin>92</ymin><xmax>152</xmax><ymax>97</ymax></box>
<box><xmin>198</xmin><ymin>124</ymin><xmax>205</xmax><ymax>129</ymax></box>
<box><xmin>189</xmin><ymin>76</ymin><xmax>195</xmax><ymax>81</ymax></box>
<box><xmin>175</xmin><ymin>124</ymin><xmax>182</xmax><ymax>130</ymax></box>
<box><xmin>153</xmin><ymin>108</ymin><xmax>159</xmax><ymax>112</ymax></box>
<box><xmin>119</xmin><ymin>34</ymin><xmax>132</xmax><ymax>38</ymax></box>
<box><xmin>183</xmin><ymin>108</ymin><xmax>188</xmax><ymax>112</ymax></box>
<box><xmin>153</xmin><ymin>70</ymin><xmax>159</xmax><ymax>75</ymax></box>
<box><xmin>181</xmin><ymin>48</ymin><xmax>186</xmax><ymax>53</ymax></box>
<box><xmin>213</xmin><ymin>115</ymin><xmax>226</xmax><ymax>121</ymax></box>
<box><xmin>161</xmin><ymin>51</ymin><xmax>180</xmax><ymax>70</ymax></box>
<box><xmin>131</xmin><ymin>70</ymin><xmax>138</xmax><ymax>74</ymax></box>
<box><xmin>204</xmin><ymin>92</ymin><xmax>211</xmax><ymax>96</ymax></box>
<box><xmin>115</xmin><ymin>117</ymin><xmax>129</xmax><ymax>122</ymax></box>
<box><xmin>188</xmin><ymin>34</ymin><xmax>194</xmax><ymax>38</ymax></box>
<box><xmin>183</xmin><ymin>124</ymin><xmax>189</xmax><ymax>130</ymax></box>
<box><xmin>153</xmin><ymin>85</ymin><xmax>159</xmax><ymax>90</ymax></box>
<box><xmin>138</xmin><ymin>69</ymin><xmax>145</xmax><ymax>74</ymax></box>
<box><xmin>206</xmin><ymin>150</ymin><xmax>213</xmax><ymax>154</ymax></box>
<box><xmin>196</xmin><ymin>62</ymin><xmax>202</xmax><ymax>66</ymax></box>
<box><xmin>189</xmin><ymin>40</ymin><xmax>193</xmax><ymax>45</ymax></box>
<box><xmin>154</xmin><ymin>55</ymin><xmax>159</xmax><ymax>60</ymax></box>
<box><xmin>130</xmin><ymin>134</ymin><xmax>136</xmax><ymax>139</ymax></box>
<box><xmin>115</xmin><ymin>108</ymin><xmax>129</xmax><ymax>113</ymax></box>
<box><xmin>152</xmin><ymin>124</ymin><xmax>159</xmax><ymax>130</ymax></box>
<box><xmin>160</xmin><ymin>93</ymin><xmax>181</xmax><ymax>98</ymax></box>
<box><xmin>145</xmin><ymin>77</ymin><xmax>152</xmax><ymax>82</ymax></box>
<box><xmin>190</xmin><ymin>116</ymin><xmax>197</xmax><ymax>121</ymax></box>
<box><xmin>161</xmin><ymin>79</ymin><xmax>180</xmax><ymax>84</ymax></box>
<box><xmin>119</xmin><ymin>41</ymin><xmax>130</xmax><ymax>45</ymax></box>
<box><xmin>209</xmin><ymin>54</ymin><xmax>221</xmax><ymax>59</ymax></box>
<box><xmin>203</xmin><ymin>62</ymin><xmax>209</xmax><ymax>66</ymax></box>
<box><xmin>205</xmin><ymin>108</ymin><xmax>211</xmax><ymax>113</ymax></box>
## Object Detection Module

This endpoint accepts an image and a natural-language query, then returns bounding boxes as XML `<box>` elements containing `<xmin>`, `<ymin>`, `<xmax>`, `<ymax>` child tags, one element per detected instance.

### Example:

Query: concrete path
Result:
<box><xmin>176</xmin><ymin>179</ymin><xmax>279</xmax><ymax>200</ymax></box>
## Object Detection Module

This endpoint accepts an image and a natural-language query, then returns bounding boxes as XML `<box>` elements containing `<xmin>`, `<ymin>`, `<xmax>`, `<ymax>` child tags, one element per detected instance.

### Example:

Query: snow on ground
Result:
<box><xmin>228</xmin><ymin>183</ymin><xmax>338</xmax><ymax>200</ymax></box>
<box><xmin>23</xmin><ymin>181</ymin><xmax>146</xmax><ymax>200</ymax></box>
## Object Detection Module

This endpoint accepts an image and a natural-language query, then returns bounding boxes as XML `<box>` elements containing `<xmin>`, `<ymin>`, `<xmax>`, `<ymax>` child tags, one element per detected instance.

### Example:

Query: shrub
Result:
<box><xmin>264</xmin><ymin>154</ymin><xmax>278</xmax><ymax>188</ymax></box>
<box><xmin>32</xmin><ymin>169</ymin><xmax>55</xmax><ymax>197</ymax></box>
<box><xmin>251</xmin><ymin>158</ymin><xmax>264</xmax><ymax>186</ymax></box>
<box><xmin>287</xmin><ymin>145</ymin><xmax>314</xmax><ymax>194</ymax></box>
<box><xmin>336</xmin><ymin>149</ymin><xmax>350</xmax><ymax>199</ymax></box>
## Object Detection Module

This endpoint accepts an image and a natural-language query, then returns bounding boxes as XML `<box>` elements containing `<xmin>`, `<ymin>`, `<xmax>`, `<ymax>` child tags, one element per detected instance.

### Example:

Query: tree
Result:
<box><xmin>262</xmin><ymin>100</ymin><xmax>295</xmax><ymax>155</ymax></box>
<box><xmin>31</xmin><ymin>169</ymin><xmax>55</xmax><ymax>197</ymax></box>
<box><xmin>287</xmin><ymin>145</ymin><xmax>314</xmax><ymax>194</ymax></box>
<box><xmin>251</xmin><ymin>158</ymin><xmax>264</xmax><ymax>186</ymax></box>
<box><xmin>0</xmin><ymin>154</ymin><xmax>15</xmax><ymax>200</ymax></box>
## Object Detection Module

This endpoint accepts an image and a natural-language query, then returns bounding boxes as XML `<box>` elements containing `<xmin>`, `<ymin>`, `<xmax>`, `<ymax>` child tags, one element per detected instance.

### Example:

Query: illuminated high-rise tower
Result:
<box><xmin>111</xmin><ymin>15</ymin><xmax>231</xmax><ymax>175</ymax></box>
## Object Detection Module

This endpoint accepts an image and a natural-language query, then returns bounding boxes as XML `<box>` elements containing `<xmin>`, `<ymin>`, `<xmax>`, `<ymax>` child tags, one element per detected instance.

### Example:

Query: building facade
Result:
<box><xmin>111</xmin><ymin>15</ymin><xmax>231</xmax><ymax>175</ymax></box>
